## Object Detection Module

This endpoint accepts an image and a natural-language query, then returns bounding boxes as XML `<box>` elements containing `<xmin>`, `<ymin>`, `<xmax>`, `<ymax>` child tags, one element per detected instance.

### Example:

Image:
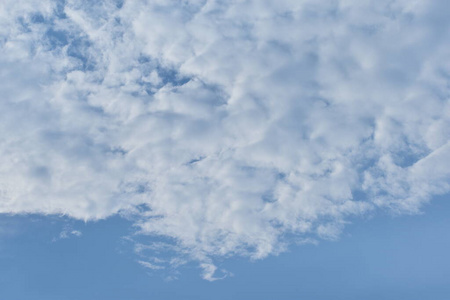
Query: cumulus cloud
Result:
<box><xmin>0</xmin><ymin>0</ymin><xmax>449</xmax><ymax>279</ymax></box>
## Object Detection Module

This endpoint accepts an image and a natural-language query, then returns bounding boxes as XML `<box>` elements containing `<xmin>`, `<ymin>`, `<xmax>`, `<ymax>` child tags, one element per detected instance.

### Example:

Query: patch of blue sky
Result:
<box><xmin>1</xmin><ymin>193</ymin><xmax>449</xmax><ymax>300</ymax></box>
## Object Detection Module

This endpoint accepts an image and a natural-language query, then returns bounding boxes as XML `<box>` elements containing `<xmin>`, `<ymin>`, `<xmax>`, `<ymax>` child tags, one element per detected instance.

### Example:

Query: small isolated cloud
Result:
<box><xmin>138</xmin><ymin>260</ymin><xmax>165</xmax><ymax>271</ymax></box>
<box><xmin>200</xmin><ymin>263</ymin><xmax>228</xmax><ymax>282</ymax></box>
<box><xmin>66</xmin><ymin>230</ymin><xmax>82</xmax><ymax>238</ymax></box>
<box><xmin>0</xmin><ymin>0</ymin><xmax>449</xmax><ymax>277</ymax></box>
<box><xmin>53</xmin><ymin>225</ymin><xmax>83</xmax><ymax>242</ymax></box>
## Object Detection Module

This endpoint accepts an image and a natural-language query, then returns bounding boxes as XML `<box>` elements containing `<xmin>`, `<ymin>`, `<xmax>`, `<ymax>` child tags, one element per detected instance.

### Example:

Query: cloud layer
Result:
<box><xmin>1</xmin><ymin>0</ymin><xmax>449</xmax><ymax>279</ymax></box>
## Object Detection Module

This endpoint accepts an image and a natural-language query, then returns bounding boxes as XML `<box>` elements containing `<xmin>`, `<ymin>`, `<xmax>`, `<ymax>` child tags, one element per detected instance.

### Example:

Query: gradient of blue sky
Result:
<box><xmin>0</xmin><ymin>0</ymin><xmax>449</xmax><ymax>296</ymax></box>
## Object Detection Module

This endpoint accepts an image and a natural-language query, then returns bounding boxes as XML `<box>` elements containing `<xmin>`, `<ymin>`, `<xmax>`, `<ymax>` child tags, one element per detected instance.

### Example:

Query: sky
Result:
<box><xmin>1</xmin><ymin>195</ymin><xmax>449</xmax><ymax>299</ymax></box>
<box><xmin>0</xmin><ymin>0</ymin><xmax>449</xmax><ymax>298</ymax></box>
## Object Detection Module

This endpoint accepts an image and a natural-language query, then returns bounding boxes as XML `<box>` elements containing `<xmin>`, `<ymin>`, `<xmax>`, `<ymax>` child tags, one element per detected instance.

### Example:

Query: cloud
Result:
<box><xmin>138</xmin><ymin>260</ymin><xmax>165</xmax><ymax>271</ymax></box>
<box><xmin>54</xmin><ymin>228</ymin><xmax>82</xmax><ymax>241</ymax></box>
<box><xmin>0</xmin><ymin>0</ymin><xmax>449</xmax><ymax>277</ymax></box>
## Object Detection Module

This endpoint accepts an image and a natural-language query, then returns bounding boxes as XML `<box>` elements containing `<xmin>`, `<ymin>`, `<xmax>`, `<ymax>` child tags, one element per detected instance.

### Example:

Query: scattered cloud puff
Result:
<box><xmin>0</xmin><ymin>0</ymin><xmax>449</xmax><ymax>279</ymax></box>
<box><xmin>56</xmin><ymin>228</ymin><xmax>82</xmax><ymax>241</ymax></box>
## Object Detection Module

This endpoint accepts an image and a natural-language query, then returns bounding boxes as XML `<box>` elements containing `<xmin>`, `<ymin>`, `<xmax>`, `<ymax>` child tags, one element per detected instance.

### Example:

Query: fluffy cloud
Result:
<box><xmin>0</xmin><ymin>0</ymin><xmax>449</xmax><ymax>279</ymax></box>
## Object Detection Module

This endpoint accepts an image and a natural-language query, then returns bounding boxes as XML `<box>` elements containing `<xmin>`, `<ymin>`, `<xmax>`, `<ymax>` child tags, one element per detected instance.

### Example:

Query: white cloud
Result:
<box><xmin>138</xmin><ymin>260</ymin><xmax>165</xmax><ymax>271</ymax></box>
<box><xmin>55</xmin><ymin>229</ymin><xmax>82</xmax><ymax>241</ymax></box>
<box><xmin>0</xmin><ymin>0</ymin><xmax>449</xmax><ymax>277</ymax></box>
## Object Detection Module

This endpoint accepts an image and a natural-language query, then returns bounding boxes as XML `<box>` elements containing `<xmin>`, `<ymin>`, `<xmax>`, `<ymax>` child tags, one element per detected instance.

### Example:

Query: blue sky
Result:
<box><xmin>1</xmin><ymin>194</ymin><xmax>449</xmax><ymax>299</ymax></box>
<box><xmin>0</xmin><ymin>0</ymin><xmax>450</xmax><ymax>297</ymax></box>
